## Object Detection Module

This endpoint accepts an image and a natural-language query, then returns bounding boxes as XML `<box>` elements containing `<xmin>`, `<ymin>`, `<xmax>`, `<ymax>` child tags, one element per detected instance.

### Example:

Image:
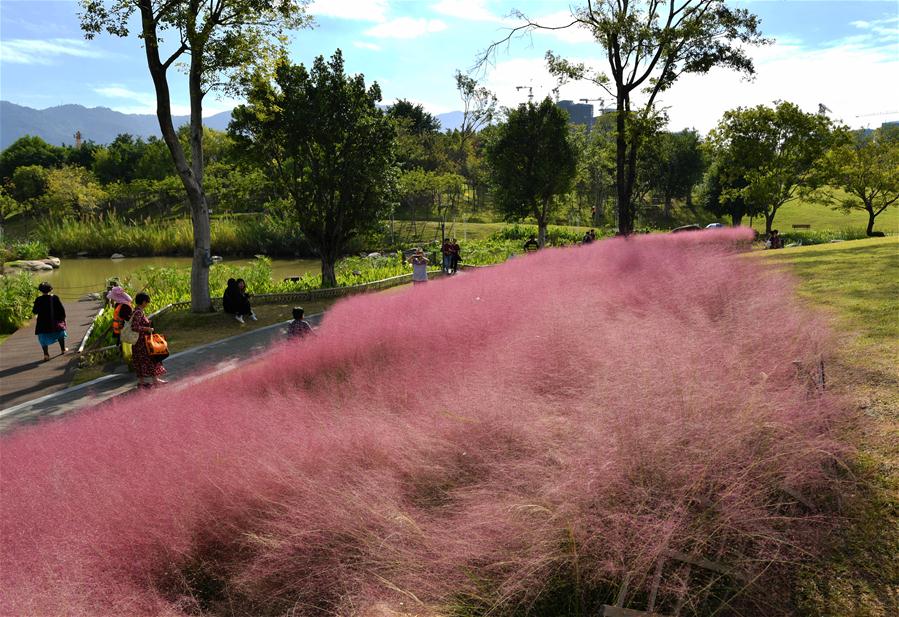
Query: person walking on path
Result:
<box><xmin>441</xmin><ymin>239</ymin><xmax>453</xmax><ymax>274</ymax></box>
<box><xmin>287</xmin><ymin>307</ymin><xmax>315</xmax><ymax>340</ymax></box>
<box><xmin>411</xmin><ymin>249</ymin><xmax>429</xmax><ymax>284</ymax></box>
<box><xmin>108</xmin><ymin>286</ymin><xmax>133</xmax><ymax>345</ymax></box>
<box><xmin>223</xmin><ymin>278</ymin><xmax>257</xmax><ymax>323</ymax></box>
<box><xmin>32</xmin><ymin>282</ymin><xmax>67</xmax><ymax>362</ymax></box>
<box><xmin>130</xmin><ymin>292</ymin><xmax>167</xmax><ymax>388</ymax></box>
<box><xmin>449</xmin><ymin>238</ymin><xmax>461</xmax><ymax>274</ymax></box>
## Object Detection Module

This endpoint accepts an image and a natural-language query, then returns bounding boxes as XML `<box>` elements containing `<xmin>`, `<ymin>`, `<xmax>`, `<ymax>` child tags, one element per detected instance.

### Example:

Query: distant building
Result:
<box><xmin>557</xmin><ymin>100</ymin><xmax>594</xmax><ymax>127</ymax></box>
<box><xmin>882</xmin><ymin>120</ymin><xmax>899</xmax><ymax>129</ymax></box>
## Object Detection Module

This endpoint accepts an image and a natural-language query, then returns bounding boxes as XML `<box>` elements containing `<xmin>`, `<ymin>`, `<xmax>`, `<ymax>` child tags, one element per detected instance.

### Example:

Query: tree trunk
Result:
<box><xmin>187</xmin><ymin>47</ymin><xmax>212</xmax><ymax>312</ymax></box>
<box><xmin>764</xmin><ymin>210</ymin><xmax>776</xmax><ymax>235</ymax></box>
<box><xmin>138</xmin><ymin>3</ymin><xmax>211</xmax><ymax>312</ymax></box>
<box><xmin>731</xmin><ymin>213</ymin><xmax>743</xmax><ymax>227</ymax></box>
<box><xmin>663</xmin><ymin>194</ymin><xmax>672</xmax><ymax>218</ymax></box>
<box><xmin>614</xmin><ymin>100</ymin><xmax>633</xmax><ymax>235</ymax></box>
<box><xmin>321</xmin><ymin>256</ymin><xmax>337</xmax><ymax>288</ymax></box>
<box><xmin>865</xmin><ymin>203</ymin><xmax>876</xmax><ymax>236</ymax></box>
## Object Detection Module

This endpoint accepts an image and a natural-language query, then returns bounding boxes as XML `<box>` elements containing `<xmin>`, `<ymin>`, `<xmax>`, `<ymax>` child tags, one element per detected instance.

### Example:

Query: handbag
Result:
<box><xmin>55</xmin><ymin>320</ymin><xmax>67</xmax><ymax>332</ymax></box>
<box><xmin>120</xmin><ymin>316</ymin><xmax>140</xmax><ymax>345</ymax></box>
<box><xmin>145</xmin><ymin>333</ymin><xmax>169</xmax><ymax>360</ymax></box>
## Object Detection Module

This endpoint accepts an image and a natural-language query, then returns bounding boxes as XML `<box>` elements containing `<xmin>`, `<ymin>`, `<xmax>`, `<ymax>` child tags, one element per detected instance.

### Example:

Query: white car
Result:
<box><xmin>706</xmin><ymin>223</ymin><xmax>725</xmax><ymax>229</ymax></box>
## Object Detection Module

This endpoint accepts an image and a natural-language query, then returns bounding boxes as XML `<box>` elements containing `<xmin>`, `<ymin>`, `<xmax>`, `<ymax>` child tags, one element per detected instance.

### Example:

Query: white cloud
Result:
<box><xmin>365</xmin><ymin>17</ymin><xmax>448</xmax><ymax>39</ymax></box>
<box><xmin>309</xmin><ymin>0</ymin><xmax>388</xmax><ymax>22</ymax></box>
<box><xmin>660</xmin><ymin>37</ymin><xmax>899</xmax><ymax>132</ymax></box>
<box><xmin>431</xmin><ymin>0</ymin><xmax>503</xmax><ymax>23</ymax></box>
<box><xmin>478</xmin><ymin>34</ymin><xmax>899</xmax><ymax>133</ymax></box>
<box><xmin>93</xmin><ymin>84</ymin><xmax>197</xmax><ymax>116</ymax></box>
<box><xmin>480</xmin><ymin>57</ymin><xmax>603</xmax><ymax>113</ymax></box>
<box><xmin>0</xmin><ymin>38</ymin><xmax>107</xmax><ymax>65</ymax></box>
<box><xmin>353</xmin><ymin>41</ymin><xmax>382</xmax><ymax>51</ymax></box>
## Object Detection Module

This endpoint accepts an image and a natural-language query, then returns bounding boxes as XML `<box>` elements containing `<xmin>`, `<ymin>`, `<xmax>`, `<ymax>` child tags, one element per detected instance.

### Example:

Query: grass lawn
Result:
<box><xmin>759</xmin><ymin>237</ymin><xmax>898</xmax><ymax>615</ymax></box>
<box><xmin>749</xmin><ymin>192</ymin><xmax>899</xmax><ymax>234</ymax></box>
<box><xmin>0</xmin><ymin>333</ymin><xmax>9</xmax><ymax>346</ymax></box>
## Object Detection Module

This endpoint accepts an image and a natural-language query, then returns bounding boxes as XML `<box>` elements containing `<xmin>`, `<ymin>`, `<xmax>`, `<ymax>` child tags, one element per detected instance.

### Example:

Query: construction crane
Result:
<box><xmin>516</xmin><ymin>85</ymin><xmax>533</xmax><ymax>102</ymax></box>
<box><xmin>579</xmin><ymin>97</ymin><xmax>604</xmax><ymax>105</ymax></box>
<box><xmin>817</xmin><ymin>103</ymin><xmax>831</xmax><ymax>115</ymax></box>
<box><xmin>855</xmin><ymin>110</ymin><xmax>899</xmax><ymax>118</ymax></box>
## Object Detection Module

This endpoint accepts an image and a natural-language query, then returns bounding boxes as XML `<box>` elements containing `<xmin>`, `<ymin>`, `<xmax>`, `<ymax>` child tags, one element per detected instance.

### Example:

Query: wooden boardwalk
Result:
<box><xmin>0</xmin><ymin>297</ymin><xmax>101</xmax><ymax>409</ymax></box>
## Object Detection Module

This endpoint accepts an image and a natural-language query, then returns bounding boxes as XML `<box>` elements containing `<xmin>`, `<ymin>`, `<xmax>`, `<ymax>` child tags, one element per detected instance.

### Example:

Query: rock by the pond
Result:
<box><xmin>76</xmin><ymin>251</ymin><xmax>89</xmax><ymax>257</ymax></box>
<box><xmin>111</xmin><ymin>253</ymin><xmax>125</xmax><ymax>259</ymax></box>
<box><xmin>44</xmin><ymin>257</ymin><xmax>61</xmax><ymax>268</ymax></box>
<box><xmin>86</xmin><ymin>292</ymin><xmax>103</xmax><ymax>300</ymax></box>
<box><xmin>367</xmin><ymin>252</ymin><xmax>382</xmax><ymax>258</ymax></box>
<box><xmin>6</xmin><ymin>260</ymin><xmax>54</xmax><ymax>271</ymax></box>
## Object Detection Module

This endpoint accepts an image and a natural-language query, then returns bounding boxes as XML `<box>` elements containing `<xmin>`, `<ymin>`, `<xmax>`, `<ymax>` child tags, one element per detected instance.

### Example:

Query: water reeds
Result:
<box><xmin>33</xmin><ymin>214</ymin><xmax>311</xmax><ymax>257</ymax></box>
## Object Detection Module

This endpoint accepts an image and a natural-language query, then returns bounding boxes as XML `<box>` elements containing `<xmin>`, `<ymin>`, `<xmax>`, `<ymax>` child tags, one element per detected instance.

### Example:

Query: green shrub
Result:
<box><xmin>0</xmin><ymin>272</ymin><xmax>36</xmax><ymax>334</ymax></box>
<box><xmin>779</xmin><ymin>227</ymin><xmax>869</xmax><ymax>246</ymax></box>
<box><xmin>488</xmin><ymin>224</ymin><xmax>588</xmax><ymax>245</ymax></box>
<box><xmin>0</xmin><ymin>240</ymin><xmax>49</xmax><ymax>262</ymax></box>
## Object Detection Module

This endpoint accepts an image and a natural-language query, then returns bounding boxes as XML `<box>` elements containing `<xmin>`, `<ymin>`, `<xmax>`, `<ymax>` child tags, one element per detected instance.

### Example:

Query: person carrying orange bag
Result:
<box><xmin>130</xmin><ymin>292</ymin><xmax>168</xmax><ymax>388</ymax></box>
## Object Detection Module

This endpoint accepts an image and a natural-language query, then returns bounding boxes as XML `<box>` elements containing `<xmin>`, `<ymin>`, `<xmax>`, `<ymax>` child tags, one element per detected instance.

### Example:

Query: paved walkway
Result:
<box><xmin>0</xmin><ymin>313</ymin><xmax>323</xmax><ymax>433</ymax></box>
<box><xmin>0</xmin><ymin>296</ymin><xmax>101</xmax><ymax>409</ymax></box>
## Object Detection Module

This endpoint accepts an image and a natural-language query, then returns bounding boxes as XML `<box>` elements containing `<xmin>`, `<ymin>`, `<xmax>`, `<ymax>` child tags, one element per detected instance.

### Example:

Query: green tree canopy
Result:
<box><xmin>230</xmin><ymin>50</ymin><xmax>397</xmax><ymax>287</ymax></box>
<box><xmin>486</xmin><ymin>97</ymin><xmax>577</xmax><ymax>247</ymax></box>
<box><xmin>0</xmin><ymin>135</ymin><xmax>66</xmax><ymax>180</ymax></box>
<box><xmin>80</xmin><ymin>0</ymin><xmax>310</xmax><ymax>311</ymax></box>
<box><xmin>812</xmin><ymin>127</ymin><xmax>899</xmax><ymax>236</ymax></box>
<box><xmin>387</xmin><ymin>99</ymin><xmax>441</xmax><ymax>135</ymax></box>
<box><xmin>709</xmin><ymin>101</ymin><xmax>835</xmax><ymax>234</ymax></box>
<box><xmin>483</xmin><ymin>1</ymin><xmax>767</xmax><ymax>234</ymax></box>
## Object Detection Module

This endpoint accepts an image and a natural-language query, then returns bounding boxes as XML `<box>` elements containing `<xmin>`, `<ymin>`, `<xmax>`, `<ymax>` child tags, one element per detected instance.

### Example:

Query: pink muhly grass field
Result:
<box><xmin>1</xmin><ymin>229</ymin><xmax>853</xmax><ymax>616</ymax></box>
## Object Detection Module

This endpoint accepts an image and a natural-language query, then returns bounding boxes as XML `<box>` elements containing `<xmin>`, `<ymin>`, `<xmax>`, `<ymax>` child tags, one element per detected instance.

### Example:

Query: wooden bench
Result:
<box><xmin>792</xmin><ymin>224</ymin><xmax>811</xmax><ymax>229</ymax></box>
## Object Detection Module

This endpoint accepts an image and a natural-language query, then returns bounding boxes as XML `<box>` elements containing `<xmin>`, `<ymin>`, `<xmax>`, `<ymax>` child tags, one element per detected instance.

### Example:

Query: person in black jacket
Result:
<box><xmin>32</xmin><ymin>282</ymin><xmax>68</xmax><ymax>361</ymax></box>
<box><xmin>222</xmin><ymin>278</ymin><xmax>256</xmax><ymax>324</ymax></box>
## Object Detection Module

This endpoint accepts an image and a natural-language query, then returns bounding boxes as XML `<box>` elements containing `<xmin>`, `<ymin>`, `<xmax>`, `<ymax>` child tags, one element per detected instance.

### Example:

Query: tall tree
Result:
<box><xmin>812</xmin><ymin>128</ymin><xmax>899</xmax><ymax>236</ymax></box>
<box><xmin>486</xmin><ymin>98</ymin><xmax>577</xmax><ymax>247</ymax></box>
<box><xmin>453</xmin><ymin>71</ymin><xmax>497</xmax><ymax>177</ymax></box>
<box><xmin>0</xmin><ymin>136</ymin><xmax>65</xmax><ymax>180</ymax></box>
<box><xmin>79</xmin><ymin>0</ymin><xmax>310</xmax><ymax>311</ymax></box>
<box><xmin>387</xmin><ymin>99</ymin><xmax>441</xmax><ymax>135</ymax></box>
<box><xmin>709</xmin><ymin>101</ymin><xmax>835</xmax><ymax>234</ymax></box>
<box><xmin>229</xmin><ymin>51</ymin><xmax>396</xmax><ymax>287</ymax></box>
<box><xmin>650</xmin><ymin>129</ymin><xmax>704</xmax><ymax>214</ymax></box>
<box><xmin>481</xmin><ymin>0</ymin><xmax>766</xmax><ymax>234</ymax></box>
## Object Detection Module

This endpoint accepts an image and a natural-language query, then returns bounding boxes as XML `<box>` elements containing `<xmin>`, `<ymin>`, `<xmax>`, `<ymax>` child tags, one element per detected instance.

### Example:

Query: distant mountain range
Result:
<box><xmin>0</xmin><ymin>101</ymin><xmax>465</xmax><ymax>150</ymax></box>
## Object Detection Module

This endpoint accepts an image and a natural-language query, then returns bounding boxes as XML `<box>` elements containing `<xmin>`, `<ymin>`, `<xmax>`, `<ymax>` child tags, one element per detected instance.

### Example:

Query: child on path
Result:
<box><xmin>287</xmin><ymin>307</ymin><xmax>314</xmax><ymax>340</ymax></box>
<box><xmin>32</xmin><ymin>282</ymin><xmax>67</xmax><ymax>361</ymax></box>
<box><xmin>410</xmin><ymin>249</ymin><xmax>429</xmax><ymax>284</ymax></box>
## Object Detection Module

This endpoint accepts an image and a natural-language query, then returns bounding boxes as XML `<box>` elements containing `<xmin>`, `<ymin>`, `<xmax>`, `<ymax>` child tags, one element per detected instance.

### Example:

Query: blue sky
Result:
<box><xmin>1</xmin><ymin>0</ymin><xmax>897</xmax><ymax>132</ymax></box>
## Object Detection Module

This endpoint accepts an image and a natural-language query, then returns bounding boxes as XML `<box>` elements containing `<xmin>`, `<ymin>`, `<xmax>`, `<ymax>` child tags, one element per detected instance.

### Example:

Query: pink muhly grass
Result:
<box><xmin>1</xmin><ymin>228</ymin><xmax>853</xmax><ymax>615</ymax></box>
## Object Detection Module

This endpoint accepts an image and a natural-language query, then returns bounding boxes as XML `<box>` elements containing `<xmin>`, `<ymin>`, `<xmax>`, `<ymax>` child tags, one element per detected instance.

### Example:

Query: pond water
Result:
<box><xmin>31</xmin><ymin>257</ymin><xmax>321</xmax><ymax>300</ymax></box>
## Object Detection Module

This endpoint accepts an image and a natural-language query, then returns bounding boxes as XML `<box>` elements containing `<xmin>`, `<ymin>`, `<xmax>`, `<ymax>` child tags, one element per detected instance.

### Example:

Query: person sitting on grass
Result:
<box><xmin>287</xmin><ymin>307</ymin><xmax>314</xmax><ymax>340</ymax></box>
<box><xmin>223</xmin><ymin>278</ymin><xmax>256</xmax><ymax>323</ymax></box>
<box><xmin>523</xmin><ymin>235</ymin><xmax>539</xmax><ymax>252</ymax></box>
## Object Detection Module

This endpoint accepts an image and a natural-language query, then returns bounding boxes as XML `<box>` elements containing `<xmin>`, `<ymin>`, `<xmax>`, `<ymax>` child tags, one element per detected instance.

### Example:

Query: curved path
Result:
<box><xmin>0</xmin><ymin>313</ymin><xmax>323</xmax><ymax>433</ymax></box>
<box><xmin>0</xmin><ymin>297</ymin><xmax>101</xmax><ymax>410</ymax></box>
